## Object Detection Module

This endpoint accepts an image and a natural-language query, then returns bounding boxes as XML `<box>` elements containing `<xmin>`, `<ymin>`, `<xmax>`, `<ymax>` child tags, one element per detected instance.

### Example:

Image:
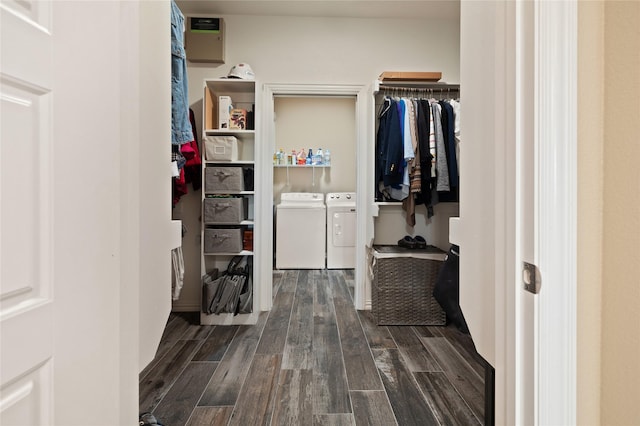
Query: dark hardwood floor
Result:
<box><xmin>140</xmin><ymin>270</ymin><xmax>485</xmax><ymax>425</ymax></box>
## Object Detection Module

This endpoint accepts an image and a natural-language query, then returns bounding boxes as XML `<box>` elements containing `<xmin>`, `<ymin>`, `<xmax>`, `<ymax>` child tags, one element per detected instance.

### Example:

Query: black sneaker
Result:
<box><xmin>139</xmin><ymin>412</ymin><xmax>163</xmax><ymax>426</ymax></box>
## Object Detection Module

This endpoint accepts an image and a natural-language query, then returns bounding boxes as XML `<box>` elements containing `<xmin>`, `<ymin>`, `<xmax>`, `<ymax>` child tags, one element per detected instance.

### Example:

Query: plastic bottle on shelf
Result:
<box><xmin>306</xmin><ymin>148</ymin><xmax>313</xmax><ymax>165</ymax></box>
<box><xmin>279</xmin><ymin>148</ymin><xmax>285</xmax><ymax>165</ymax></box>
<box><xmin>298</xmin><ymin>149</ymin><xmax>306</xmax><ymax>165</ymax></box>
<box><xmin>273</xmin><ymin>151</ymin><xmax>278</xmax><ymax>165</ymax></box>
<box><xmin>324</xmin><ymin>149</ymin><xmax>331</xmax><ymax>166</ymax></box>
<box><xmin>291</xmin><ymin>149</ymin><xmax>297</xmax><ymax>165</ymax></box>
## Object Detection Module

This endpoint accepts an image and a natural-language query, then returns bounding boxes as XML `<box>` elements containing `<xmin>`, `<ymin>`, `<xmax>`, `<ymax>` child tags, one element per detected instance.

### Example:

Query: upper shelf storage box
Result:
<box><xmin>378</xmin><ymin>71</ymin><xmax>442</xmax><ymax>82</ymax></box>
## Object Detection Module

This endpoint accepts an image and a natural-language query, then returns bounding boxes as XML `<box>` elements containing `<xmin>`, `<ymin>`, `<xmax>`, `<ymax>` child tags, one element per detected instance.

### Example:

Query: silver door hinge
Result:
<box><xmin>523</xmin><ymin>262</ymin><xmax>541</xmax><ymax>294</ymax></box>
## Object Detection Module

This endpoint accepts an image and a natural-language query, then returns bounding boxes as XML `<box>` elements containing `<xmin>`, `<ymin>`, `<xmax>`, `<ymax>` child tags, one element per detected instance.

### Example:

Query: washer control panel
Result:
<box><xmin>326</xmin><ymin>192</ymin><xmax>356</xmax><ymax>204</ymax></box>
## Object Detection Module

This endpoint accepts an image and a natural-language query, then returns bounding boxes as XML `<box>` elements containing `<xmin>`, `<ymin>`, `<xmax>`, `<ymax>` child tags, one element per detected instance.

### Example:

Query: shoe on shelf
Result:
<box><xmin>414</xmin><ymin>235</ymin><xmax>427</xmax><ymax>249</ymax></box>
<box><xmin>398</xmin><ymin>235</ymin><xmax>417</xmax><ymax>249</ymax></box>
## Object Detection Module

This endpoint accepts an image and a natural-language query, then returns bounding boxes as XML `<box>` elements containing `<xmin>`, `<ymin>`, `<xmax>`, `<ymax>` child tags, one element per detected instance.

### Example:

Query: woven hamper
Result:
<box><xmin>372</xmin><ymin>245</ymin><xmax>447</xmax><ymax>326</ymax></box>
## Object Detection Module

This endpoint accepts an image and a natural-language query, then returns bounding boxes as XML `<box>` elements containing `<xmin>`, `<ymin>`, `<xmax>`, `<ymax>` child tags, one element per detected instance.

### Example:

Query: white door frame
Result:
<box><xmin>460</xmin><ymin>1</ymin><xmax>577</xmax><ymax>423</ymax></box>
<box><xmin>259</xmin><ymin>84</ymin><xmax>369</xmax><ymax>310</ymax></box>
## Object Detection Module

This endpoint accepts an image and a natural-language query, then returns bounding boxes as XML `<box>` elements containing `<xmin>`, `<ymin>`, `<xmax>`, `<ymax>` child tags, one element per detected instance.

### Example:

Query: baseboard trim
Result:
<box><xmin>171</xmin><ymin>302</ymin><xmax>201</xmax><ymax>312</ymax></box>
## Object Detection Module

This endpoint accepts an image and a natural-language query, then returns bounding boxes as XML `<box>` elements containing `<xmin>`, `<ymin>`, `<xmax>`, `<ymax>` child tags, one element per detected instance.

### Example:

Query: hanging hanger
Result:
<box><xmin>379</xmin><ymin>96</ymin><xmax>391</xmax><ymax>116</ymax></box>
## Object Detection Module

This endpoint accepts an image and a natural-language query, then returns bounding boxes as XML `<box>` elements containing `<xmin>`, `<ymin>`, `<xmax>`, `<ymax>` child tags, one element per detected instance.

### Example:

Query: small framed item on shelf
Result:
<box><xmin>229</xmin><ymin>108</ymin><xmax>247</xmax><ymax>129</ymax></box>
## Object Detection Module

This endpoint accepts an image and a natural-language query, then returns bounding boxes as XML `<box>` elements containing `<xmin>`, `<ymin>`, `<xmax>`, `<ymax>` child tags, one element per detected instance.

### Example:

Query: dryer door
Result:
<box><xmin>332</xmin><ymin>209</ymin><xmax>356</xmax><ymax>247</ymax></box>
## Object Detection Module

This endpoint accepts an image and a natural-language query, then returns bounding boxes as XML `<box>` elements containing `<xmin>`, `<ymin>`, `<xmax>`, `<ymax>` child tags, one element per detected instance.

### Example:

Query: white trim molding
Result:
<box><xmin>534</xmin><ymin>1</ymin><xmax>578</xmax><ymax>423</ymax></box>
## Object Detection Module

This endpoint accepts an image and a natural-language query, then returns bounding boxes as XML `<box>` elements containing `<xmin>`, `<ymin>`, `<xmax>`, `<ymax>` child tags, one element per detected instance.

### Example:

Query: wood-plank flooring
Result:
<box><xmin>140</xmin><ymin>270</ymin><xmax>486</xmax><ymax>425</ymax></box>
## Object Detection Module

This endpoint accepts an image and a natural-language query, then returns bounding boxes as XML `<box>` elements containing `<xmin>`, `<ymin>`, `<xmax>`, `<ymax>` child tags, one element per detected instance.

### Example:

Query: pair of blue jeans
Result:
<box><xmin>171</xmin><ymin>1</ymin><xmax>193</xmax><ymax>145</ymax></box>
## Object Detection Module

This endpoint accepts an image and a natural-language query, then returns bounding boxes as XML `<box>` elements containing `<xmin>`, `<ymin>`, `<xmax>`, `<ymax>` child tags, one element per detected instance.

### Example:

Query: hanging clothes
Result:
<box><xmin>431</xmin><ymin>101</ymin><xmax>449</xmax><ymax>192</ymax></box>
<box><xmin>449</xmin><ymin>99</ymin><xmax>461</xmax><ymax>170</ymax></box>
<box><xmin>440</xmin><ymin>100</ymin><xmax>459</xmax><ymax>188</ymax></box>
<box><xmin>374</xmin><ymin>89</ymin><xmax>460</xmax><ymax>225</ymax></box>
<box><xmin>375</xmin><ymin>97</ymin><xmax>404</xmax><ymax>201</ymax></box>
<box><xmin>415</xmin><ymin>100</ymin><xmax>434</xmax><ymax>209</ymax></box>
<box><xmin>173</xmin><ymin>109</ymin><xmax>201</xmax><ymax>206</ymax></box>
<box><xmin>170</xmin><ymin>0</ymin><xmax>193</xmax><ymax>145</ymax></box>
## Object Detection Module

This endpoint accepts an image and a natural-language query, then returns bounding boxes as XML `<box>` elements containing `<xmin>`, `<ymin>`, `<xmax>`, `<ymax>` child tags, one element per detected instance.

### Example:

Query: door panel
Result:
<box><xmin>0</xmin><ymin>1</ymin><xmax>54</xmax><ymax>423</ymax></box>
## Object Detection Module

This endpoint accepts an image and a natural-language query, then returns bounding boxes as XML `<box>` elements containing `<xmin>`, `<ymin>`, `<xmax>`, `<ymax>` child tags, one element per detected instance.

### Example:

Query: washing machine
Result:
<box><xmin>276</xmin><ymin>193</ymin><xmax>326</xmax><ymax>269</ymax></box>
<box><xmin>326</xmin><ymin>192</ymin><xmax>356</xmax><ymax>269</ymax></box>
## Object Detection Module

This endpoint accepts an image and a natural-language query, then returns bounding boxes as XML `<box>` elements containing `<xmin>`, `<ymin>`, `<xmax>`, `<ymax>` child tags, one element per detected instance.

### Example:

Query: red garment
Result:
<box><xmin>172</xmin><ymin>168</ymin><xmax>188</xmax><ymax>206</ymax></box>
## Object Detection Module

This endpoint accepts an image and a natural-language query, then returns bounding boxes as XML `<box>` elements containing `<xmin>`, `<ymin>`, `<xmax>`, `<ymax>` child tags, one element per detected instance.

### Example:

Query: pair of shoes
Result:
<box><xmin>397</xmin><ymin>235</ymin><xmax>427</xmax><ymax>249</ymax></box>
<box><xmin>139</xmin><ymin>413</ymin><xmax>163</xmax><ymax>426</ymax></box>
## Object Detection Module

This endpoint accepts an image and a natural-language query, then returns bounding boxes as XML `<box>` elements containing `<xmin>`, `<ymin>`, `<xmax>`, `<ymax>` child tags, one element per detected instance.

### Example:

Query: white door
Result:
<box><xmin>1</xmin><ymin>2</ymin><xmax>55</xmax><ymax>423</ymax></box>
<box><xmin>515</xmin><ymin>1</ymin><xmax>578</xmax><ymax>424</ymax></box>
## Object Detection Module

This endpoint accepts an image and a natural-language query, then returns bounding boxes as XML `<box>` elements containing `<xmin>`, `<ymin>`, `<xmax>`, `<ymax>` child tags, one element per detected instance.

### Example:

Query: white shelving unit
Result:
<box><xmin>201</xmin><ymin>78</ymin><xmax>259</xmax><ymax>325</ymax></box>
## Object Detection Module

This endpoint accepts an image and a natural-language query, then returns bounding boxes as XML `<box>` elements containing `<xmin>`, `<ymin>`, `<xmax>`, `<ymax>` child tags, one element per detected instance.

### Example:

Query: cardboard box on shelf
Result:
<box><xmin>218</xmin><ymin>96</ymin><xmax>232</xmax><ymax>129</ymax></box>
<box><xmin>229</xmin><ymin>109</ymin><xmax>247</xmax><ymax>130</ymax></box>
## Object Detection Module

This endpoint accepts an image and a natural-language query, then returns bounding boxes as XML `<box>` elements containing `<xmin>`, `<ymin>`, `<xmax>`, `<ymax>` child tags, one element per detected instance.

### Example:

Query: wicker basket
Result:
<box><xmin>372</xmin><ymin>246</ymin><xmax>446</xmax><ymax>326</ymax></box>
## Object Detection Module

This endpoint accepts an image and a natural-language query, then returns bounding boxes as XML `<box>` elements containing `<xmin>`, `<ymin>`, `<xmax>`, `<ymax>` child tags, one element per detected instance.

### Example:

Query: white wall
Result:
<box><xmin>52</xmin><ymin>3</ymin><xmax>123</xmax><ymax>422</ymax></box>
<box><xmin>273</xmin><ymin>96</ymin><xmax>356</xmax><ymax>201</ymax></box>
<box><xmin>48</xmin><ymin>2</ymin><xmax>173</xmax><ymax>423</ymax></box>
<box><xmin>600</xmin><ymin>3</ymin><xmax>640</xmax><ymax>424</ymax></box>
<box><xmin>172</xmin><ymin>12</ymin><xmax>460</xmax><ymax>311</ymax></box>
<box><xmin>137</xmin><ymin>2</ymin><xmax>175</xmax><ymax>371</ymax></box>
<box><xmin>458</xmin><ymin>2</ymin><xmax>514</xmax><ymax>424</ymax></box>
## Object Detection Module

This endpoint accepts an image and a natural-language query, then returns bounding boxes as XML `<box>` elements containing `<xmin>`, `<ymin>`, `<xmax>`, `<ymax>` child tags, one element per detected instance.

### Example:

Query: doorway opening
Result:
<box><xmin>258</xmin><ymin>84</ymin><xmax>368</xmax><ymax>311</ymax></box>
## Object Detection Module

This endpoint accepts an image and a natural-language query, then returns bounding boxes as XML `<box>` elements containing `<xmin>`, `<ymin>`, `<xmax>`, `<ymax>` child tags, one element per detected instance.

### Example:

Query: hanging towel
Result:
<box><xmin>171</xmin><ymin>246</ymin><xmax>185</xmax><ymax>301</ymax></box>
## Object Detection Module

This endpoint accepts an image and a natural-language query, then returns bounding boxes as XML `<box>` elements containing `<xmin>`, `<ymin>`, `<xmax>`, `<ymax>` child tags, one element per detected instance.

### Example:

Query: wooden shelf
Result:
<box><xmin>204</xmin><ymin>220</ymin><xmax>254</xmax><ymax>226</ymax></box>
<box><xmin>204</xmin><ymin>129</ymin><xmax>255</xmax><ymax>135</ymax></box>
<box><xmin>379</xmin><ymin>71</ymin><xmax>442</xmax><ymax>81</ymax></box>
<box><xmin>204</xmin><ymin>160</ymin><xmax>254</xmax><ymax>165</ymax></box>
<box><xmin>273</xmin><ymin>164</ymin><xmax>330</xmax><ymax>168</ymax></box>
<box><xmin>204</xmin><ymin>191</ymin><xmax>254</xmax><ymax>195</ymax></box>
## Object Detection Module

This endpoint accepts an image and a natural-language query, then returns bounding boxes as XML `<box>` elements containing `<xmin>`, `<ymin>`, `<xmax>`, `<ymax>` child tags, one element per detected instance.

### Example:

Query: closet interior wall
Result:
<box><xmin>373</xmin><ymin>83</ymin><xmax>460</xmax><ymax>252</ymax></box>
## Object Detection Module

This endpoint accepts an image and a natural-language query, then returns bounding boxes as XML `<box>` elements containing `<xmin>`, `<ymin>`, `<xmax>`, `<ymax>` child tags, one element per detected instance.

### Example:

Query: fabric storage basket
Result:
<box><xmin>204</xmin><ymin>135</ymin><xmax>238</xmax><ymax>161</ymax></box>
<box><xmin>204</xmin><ymin>228</ymin><xmax>243</xmax><ymax>253</ymax></box>
<box><xmin>372</xmin><ymin>245</ymin><xmax>447</xmax><ymax>326</ymax></box>
<box><xmin>203</xmin><ymin>197</ymin><xmax>248</xmax><ymax>224</ymax></box>
<box><xmin>205</xmin><ymin>166</ymin><xmax>244</xmax><ymax>193</ymax></box>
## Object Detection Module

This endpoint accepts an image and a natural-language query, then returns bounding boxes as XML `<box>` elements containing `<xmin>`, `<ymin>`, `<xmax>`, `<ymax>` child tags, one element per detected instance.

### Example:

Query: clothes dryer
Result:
<box><xmin>326</xmin><ymin>192</ymin><xmax>356</xmax><ymax>269</ymax></box>
<box><xmin>276</xmin><ymin>193</ymin><xmax>325</xmax><ymax>269</ymax></box>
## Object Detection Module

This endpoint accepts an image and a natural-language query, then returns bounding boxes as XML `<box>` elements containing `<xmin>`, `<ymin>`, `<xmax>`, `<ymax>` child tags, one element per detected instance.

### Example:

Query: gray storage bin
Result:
<box><xmin>204</xmin><ymin>228</ymin><xmax>243</xmax><ymax>253</ymax></box>
<box><xmin>205</xmin><ymin>166</ymin><xmax>244</xmax><ymax>193</ymax></box>
<box><xmin>203</xmin><ymin>197</ymin><xmax>248</xmax><ymax>224</ymax></box>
